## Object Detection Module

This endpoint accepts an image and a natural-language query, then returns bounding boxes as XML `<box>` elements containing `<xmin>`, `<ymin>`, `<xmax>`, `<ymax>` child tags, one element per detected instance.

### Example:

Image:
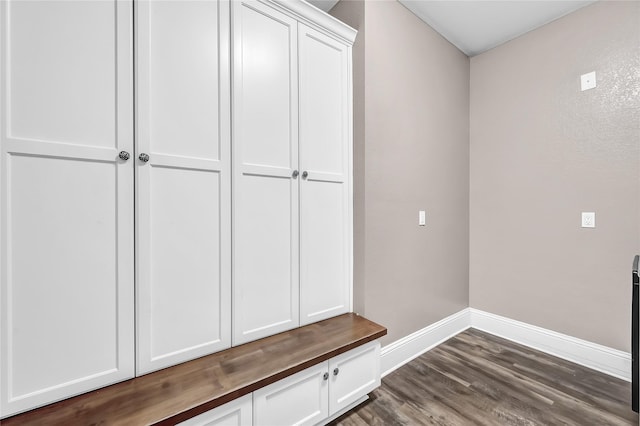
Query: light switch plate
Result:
<box><xmin>581</xmin><ymin>71</ymin><xmax>596</xmax><ymax>91</ymax></box>
<box><xmin>419</xmin><ymin>210</ymin><xmax>426</xmax><ymax>226</ymax></box>
<box><xmin>581</xmin><ymin>212</ymin><xmax>595</xmax><ymax>228</ymax></box>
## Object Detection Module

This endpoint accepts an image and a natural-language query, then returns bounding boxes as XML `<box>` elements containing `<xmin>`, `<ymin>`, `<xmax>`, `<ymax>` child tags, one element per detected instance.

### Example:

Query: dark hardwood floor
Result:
<box><xmin>330</xmin><ymin>329</ymin><xmax>638</xmax><ymax>425</ymax></box>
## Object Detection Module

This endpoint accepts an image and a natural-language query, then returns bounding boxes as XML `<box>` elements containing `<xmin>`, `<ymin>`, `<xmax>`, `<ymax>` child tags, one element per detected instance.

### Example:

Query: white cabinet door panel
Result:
<box><xmin>6</xmin><ymin>1</ymin><xmax>120</xmax><ymax>148</ymax></box>
<box><xmin>235</xmin><ymin>2</ymin><xmax>295</xmax><ymax>170</ymax></box>
<box><xmin>136</xmin><ymin>0</ymin><xmax>231</xmax><ymax>374</ymax></box>
<box><xmin>298</xmin><ymin>26</ymin><xmax>348</xmax><ymax>175</ymax></box>
<box><xmin>232</xmin><ymin>0</ymin><xmax>299</xmax><ymax>345</ymax></box>
<box><xmin>144</xmin><ymin>0</ymin><xmax>223</xmax><ymax>160</ymax></box>
<box><xmin>300</xmin><ymin>180</ymin><xmax>349</xmax><ymax>324</ymax></box>
<box><xmin>147</xmin><ymin>167</ymin><xmax>225</xmax><ymax>361</ymax></box>
<box><xmin>235</xmin><ymin>175</ymin><xmax>297</xmax><ymax>338</ymax></box>
<box><xmin>179</xmin><ymin>394</ymin><xmax>252</xmax><ymax>426</ymax></box>
<box><xmin>299</xmin><ymin>25</ymin><xmax>351</xmax><ymax>325</ymax></box>
<box><xmin>329</xmin><ymin>341</ymin><xmax>380</xmax><ymax>416</ymax></box>
<box><xmin>253</xmin><ymin>363</ymin><xmax>328</xmax><ymax>426</ymax></box>
<box><xmin>0</xmin><ymin>0</ymin><xmax>134</xmax><ymax>417</ymax></box>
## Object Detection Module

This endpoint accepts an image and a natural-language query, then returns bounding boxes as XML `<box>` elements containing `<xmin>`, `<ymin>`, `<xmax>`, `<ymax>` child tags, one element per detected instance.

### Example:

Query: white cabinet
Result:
<box><xmin>298</xmin><ymin>24</ymin><xmax>352</xmax><ymax>326</ymax></box>
<box><xmin>253</xmin><ymin>363</ymin><xmax>328</xmax><ymax>426</ymax></box>
<box><xmin>0</xmin><ymin>0</ymin><xmax>357</xmax><ymax>418</ymax></box>
<box><xmin>135</xmin><ymin>0</ymin><xmax>232</xmax><ymax>375</ymax></box>
<box><xmin>329</xmin><ymin>341</ymin><xmax>380</xmax><ymax>415</ymax></box>
<box><xmin>232</xmin><ymin>0</ymin><xmax>301</xmax><ymax>345</ymax></box>
<box><xmin>253</xmin><ymin>341</ymin><xmax>380</xmax><ymax>426</ymax></box>
<box><xmin>176</xmin><ymin>341</ymin><xmax>379</xmax><ymax>426</ymax></box>
<box><xmin>179</xmin><ymin>395</ymin><xmax>252</xmax><ymax>426</ymax></box>
<box><xmin>0</xmin><ymin>0</ymin><xmax>135</xmax><ymax>417</ymax></box>
<box><xmin>232</xmin><ymin>0</ymin><xmax>354</xmax><ymax>345</ymax></box>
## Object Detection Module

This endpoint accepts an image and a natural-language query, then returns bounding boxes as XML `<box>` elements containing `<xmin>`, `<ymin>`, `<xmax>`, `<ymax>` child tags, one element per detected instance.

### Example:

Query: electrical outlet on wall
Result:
<box><xmin>581</xmin><ymin>212</ymin><xmax>595</xmax><ymax>228</ymax></box>
<box><xmin>580</xmin><ymin>71</ymin><xmax>596</xmax><ymax>91</ymax></box>
<box><xmin>419</xmin><ymin>210</ymin><xmax>426</xmax><ymax>226</ymax></box>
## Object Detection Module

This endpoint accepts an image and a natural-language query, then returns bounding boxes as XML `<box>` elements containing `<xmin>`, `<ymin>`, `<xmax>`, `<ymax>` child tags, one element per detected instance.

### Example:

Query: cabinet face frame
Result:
<box><xmin>0</xmin><ymin>0</ymin><xmax>135</xmax><ymax>417</ymax></box>
<box><xmin>135</xmin><ymin>0</ymin><xmax>232</xmax><ymax>375</ymax></box>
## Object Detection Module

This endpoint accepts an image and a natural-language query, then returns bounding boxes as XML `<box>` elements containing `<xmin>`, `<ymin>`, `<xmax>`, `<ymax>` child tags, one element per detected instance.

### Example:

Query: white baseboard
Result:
<box><xmin>379</xmin><ymin>307</ymin><xmax>631</xmax><ymax>382</ymax></box>
<box><xmin>380</xmin><ymin>309</ymin><xmax>471</xmax><ymax>377</ymax></box>
<box><xmin>469</xmin><ymin>308</ymin><xmax>631</xmax><ymax>382</ymax></box>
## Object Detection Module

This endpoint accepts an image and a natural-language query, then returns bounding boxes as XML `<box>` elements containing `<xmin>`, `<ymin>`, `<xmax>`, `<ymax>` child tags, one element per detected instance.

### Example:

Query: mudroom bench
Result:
<box><xmin>3</xmin><ymin>314</ymin><xmax>386</xmax><ymax>426</ymax></box>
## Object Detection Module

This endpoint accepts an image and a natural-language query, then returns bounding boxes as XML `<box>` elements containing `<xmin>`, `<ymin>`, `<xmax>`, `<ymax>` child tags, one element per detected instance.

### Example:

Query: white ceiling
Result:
<box><xmin>309</xmin><ymin>0</ymin><xmax>597</xmax><ymax>57</ymax></box>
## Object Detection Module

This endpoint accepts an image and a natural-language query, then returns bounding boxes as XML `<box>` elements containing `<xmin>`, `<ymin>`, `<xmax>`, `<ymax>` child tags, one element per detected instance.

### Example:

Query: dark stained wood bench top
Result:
<box><xmin>3</xmin><ymin>313</ymin><xmax>386</xmax><ymax>426</ymax></box>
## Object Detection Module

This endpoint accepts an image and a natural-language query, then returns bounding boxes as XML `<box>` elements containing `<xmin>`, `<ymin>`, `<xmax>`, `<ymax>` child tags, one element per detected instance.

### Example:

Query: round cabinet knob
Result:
<box><xmin>333</xmin><ymin>367</ymin><xmax>339</xmax><ymax>376</ymax></box>
<box><xmin>302</xmin><ymin>171</ymin><xmax>308</xmax><ymax>179</ymax></box>
<box><xmin>292</xmin><ymin>170</ymin><xmax>299</xmax><ymax>178</ymax></box>
<box><xmin>118</xmin><ymin>151</ymin><xmax>130</xmax><ymax>161</ymax></box>
<box><xmin>139</xmin><ymin>153</ymin><xmax>150</xmax><ymax>163</ymax></box>
<box><xmin>323</xmin><ymin>372</ymin><xmax>329</xmax><ymax>381</ymax></box>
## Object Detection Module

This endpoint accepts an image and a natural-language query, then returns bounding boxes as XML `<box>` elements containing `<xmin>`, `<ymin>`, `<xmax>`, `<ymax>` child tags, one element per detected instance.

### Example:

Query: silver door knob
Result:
<box><xmin>118</xmin><ymin>151</ymin><xmax>130</xmax><ymax>161</ymax></box>
<box><xmin>302</xmin><ymin>171</ymin><xmax>308</xmax><ymax>179</ymax></box>
<box><xmin>139</xmin><ymin>153</ymin><xmax>150</xmax><ymax>163</ymax></box>
<box><xmin>292</xmin><ymin>170</ymin><xmax>299</xmax><ymax>178</ymax></box>
<box><xmin>323</xmin><ymin>372</ymin><xmax>329</xmax><ymax>381</ymax></box>
<box><xmin>333</xmin><ymin>367</ymin><xmax>339</xmax><ymax>376</ymax></box>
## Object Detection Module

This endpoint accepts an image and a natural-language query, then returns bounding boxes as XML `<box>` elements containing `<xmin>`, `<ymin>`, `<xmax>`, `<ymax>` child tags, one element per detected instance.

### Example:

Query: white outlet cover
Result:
<box><xmin>581</xmin><ymin>212</ymin><xmax>595</xmax><ymax>228</ymax></box>
<box><xmin>581</xmin><ymin>71</ymin><xmax>596</xmax><ymax>91</ymax></box>
<box><xmin>419</xmin><ymin>210</ymin><xmax>426</xmax><ymax>226</ymax></box>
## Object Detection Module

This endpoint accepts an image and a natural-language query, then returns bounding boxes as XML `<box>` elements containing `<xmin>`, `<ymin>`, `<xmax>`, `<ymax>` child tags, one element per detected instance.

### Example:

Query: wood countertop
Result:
<box><xmin>2</xmin><ymin>313</ymin><xmax>386</xmax><ymax>425</ymax></box>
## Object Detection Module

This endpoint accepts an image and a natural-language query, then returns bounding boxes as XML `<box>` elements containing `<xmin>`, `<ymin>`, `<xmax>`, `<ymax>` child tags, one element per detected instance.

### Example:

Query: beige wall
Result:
<box><xmin>470</xmin><ymin>1</ymin><xmax>640</xmax><ymax>351</ymax></box>
<box><xmin>331</xmin><ymin>0</ymin><xmax>637</xmax><ymax>352</ymax></box>
<box><xmin>332</xmin><ymin>0</ymin><xmax>471</xmax><ymax>345</ymax></box>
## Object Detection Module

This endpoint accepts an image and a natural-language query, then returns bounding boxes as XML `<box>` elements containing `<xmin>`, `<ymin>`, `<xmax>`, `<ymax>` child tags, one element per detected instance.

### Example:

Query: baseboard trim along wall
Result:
<box><xmin>469</xmin><ymin>308</ymin><xmax>631</xmax><ymax>382</ymax></box>
<box><xmin>380</xmin><ymin>308</ymin><xmax>631</xmax><ymax>382</ymax></box>
<box><xmin>380</xmin><ymin>309</ymin><xmax>471</xmax><ymax>377</ymax></box>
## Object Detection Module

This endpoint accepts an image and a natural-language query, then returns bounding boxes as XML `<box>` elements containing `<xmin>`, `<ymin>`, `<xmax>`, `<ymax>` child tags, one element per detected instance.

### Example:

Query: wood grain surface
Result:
<box><xmin>331</xmin><ymin>328</ymin><xmax>638</xmax><ymax>426</ymax></box>
<box><xmin>2</xmin><ymin>313</ymin><xmax>386</xmax><ymax>426</ymax></box>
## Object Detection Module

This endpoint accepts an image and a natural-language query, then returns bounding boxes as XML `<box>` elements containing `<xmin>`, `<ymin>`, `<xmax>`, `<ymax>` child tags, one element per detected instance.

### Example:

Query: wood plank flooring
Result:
<box><xmin>330</xmin><ymin>329</ymin><xmax>638</xmax><ymax>425</ymax></box>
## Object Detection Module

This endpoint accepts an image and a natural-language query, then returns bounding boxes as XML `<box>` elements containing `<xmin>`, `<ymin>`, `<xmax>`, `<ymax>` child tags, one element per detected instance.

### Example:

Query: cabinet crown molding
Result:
<box><xmin>267</xmin><ymin>0</ymin><xmax>357</xmax><ymax>44</ymax></box>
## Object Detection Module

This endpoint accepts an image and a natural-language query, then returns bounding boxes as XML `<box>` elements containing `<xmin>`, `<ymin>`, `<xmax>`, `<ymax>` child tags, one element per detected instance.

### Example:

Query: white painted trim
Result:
<box><xmin>379</xmin><ymin>308</ymin><xmax>631</xmax><ymax>383</ymax></box>
<box><xmin>469</xmin><ymin>308</ymin><xmax>631</xmax><ymax>382</ymax></box>
<box><xmin>380</xmin><ymin>309</ymin><xmax>471</xmax><ymax>377</ymax></box>
<box><xmin>266</xmin><ymin>0</ymin><xmax>357</xmax><ymax>44</ymax></box>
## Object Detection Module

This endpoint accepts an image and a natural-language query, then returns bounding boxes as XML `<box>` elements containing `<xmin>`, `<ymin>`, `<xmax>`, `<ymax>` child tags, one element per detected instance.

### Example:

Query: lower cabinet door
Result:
<box><xmin>329</xmin><ymin>341</ymin><xmax>381</xmax><ymax>415</ymax></box>
<box><xmin>178</xmin><ymin>394</ymin><xmax>252</xmax><ymax>426</ymax></box>
<box><xmin>253</xmin><ymin>363</ymin><xmax>328</xmax><ymax>426</ymax></box>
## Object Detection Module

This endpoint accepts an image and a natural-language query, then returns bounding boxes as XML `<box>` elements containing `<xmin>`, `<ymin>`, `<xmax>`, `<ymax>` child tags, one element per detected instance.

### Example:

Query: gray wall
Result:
<box><xmin>331</xmin><ymin>0</ymin><xmax>470</xmax><ymax>345</ymax></box>
<box><xmin>470</xmin><ymin>1</ymin><xmax>640</xmax><ymax>351</ymax></box>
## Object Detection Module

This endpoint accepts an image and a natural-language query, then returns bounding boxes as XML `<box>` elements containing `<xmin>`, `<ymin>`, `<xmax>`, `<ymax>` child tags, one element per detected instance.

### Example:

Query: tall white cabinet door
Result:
<box><xmin>136</xmin><ymin>0</ymin><xmax>231</xmax><ymax>374</ymax></box>
<box><xmin>298</xmin><ymin>25</ymin><xmax>351</xmax><ymax>326</ymax></box>
<box><xmin>232</xmin><ymin>0</ymin><xmax>299</xmax><ymax>345</ymax></box>
<box><xmin>0</xmin><ymin>0</ymin><xmax>134</xmax><ymax>417</ymax></box>
<box><xmin>253</xmin><ymin>363</ymin><xmax>328</xmax><ymax>426</ymax></box>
